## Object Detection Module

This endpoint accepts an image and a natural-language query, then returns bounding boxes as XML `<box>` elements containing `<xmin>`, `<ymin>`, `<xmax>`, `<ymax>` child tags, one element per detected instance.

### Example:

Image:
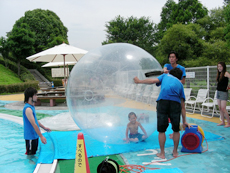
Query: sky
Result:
<box><xmin>0</xmin><ymin>0</ymin><xmax>225</xmax><ymax>52</ymax></box>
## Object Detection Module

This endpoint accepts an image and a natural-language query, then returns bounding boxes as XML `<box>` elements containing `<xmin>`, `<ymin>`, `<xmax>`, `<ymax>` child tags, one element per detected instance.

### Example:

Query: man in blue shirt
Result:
<box><xmin>134</xmin><ymin>68</ymin><xmax>189</xmax><ymax>159</ymax></box>
<box><xmin>23</xmin><ymin>87</ymin><xmax>51</xmax><ymax>155</ymax></box>
<box><xmin>163</xmin><ymin>51</ymin><xmax>186</xmax><ymax>84</ymax></box>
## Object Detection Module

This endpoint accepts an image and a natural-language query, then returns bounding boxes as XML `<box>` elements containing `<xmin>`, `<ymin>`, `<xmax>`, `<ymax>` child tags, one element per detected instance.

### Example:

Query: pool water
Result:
<box><xmin>0</xmin><ymin>118</ymin><xmax>38</xmax><ymax>173</ymax></box>
<box><xmin>1</xmin><ymin>106</ymin><xmax>230</xmax><ymax>173</ymax></box>
<box><xmin>122</xmin><ymin>117</ymin><xmax>230</xmax><ymax>173</ymax></box>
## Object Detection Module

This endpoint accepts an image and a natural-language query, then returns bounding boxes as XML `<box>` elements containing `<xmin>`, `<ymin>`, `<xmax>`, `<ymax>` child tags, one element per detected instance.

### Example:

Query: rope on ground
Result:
<box><xmin>119</xmin><ymin>135</ymin><xmax>209</xmax><ymax>173</ymax></box>
<box><xmin>119</xmin><ymin>164</ymin><xmax>160</xmax><ymax>173</ymax></box>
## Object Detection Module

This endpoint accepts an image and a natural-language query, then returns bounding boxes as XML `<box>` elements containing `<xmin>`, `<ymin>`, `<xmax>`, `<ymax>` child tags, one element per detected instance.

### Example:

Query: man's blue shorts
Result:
<box><xmin>129</xmin><ymin>133</ymin><xmax>143</xmax><ymax>141</ymax></box>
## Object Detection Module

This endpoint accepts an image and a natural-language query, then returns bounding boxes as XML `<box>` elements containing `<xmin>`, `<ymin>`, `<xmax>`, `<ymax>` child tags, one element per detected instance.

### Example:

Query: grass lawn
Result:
<box><xmin>0</xmin><ymin>64</ymin><xmax>23</xmax><ymax>85</ymax></box>
<box><xmin>0</xmin><ymin>107</ymin><xmax>52</xmax><ymax>120</ymax></box>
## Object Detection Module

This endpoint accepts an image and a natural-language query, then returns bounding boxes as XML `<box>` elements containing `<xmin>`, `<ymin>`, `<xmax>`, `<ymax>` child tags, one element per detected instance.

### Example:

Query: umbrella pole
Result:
<box><xmin>63</xmin><ymin>54</ymin><xmax>66</xmax><ymax>88</ymax></box>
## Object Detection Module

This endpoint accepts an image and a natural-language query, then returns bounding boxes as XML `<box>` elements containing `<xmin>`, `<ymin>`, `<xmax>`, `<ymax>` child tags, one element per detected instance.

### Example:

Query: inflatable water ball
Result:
<box><xmin>66</xmin><ymin>43</ymin><xmax>162</xmax><ymax>144</ymax></box>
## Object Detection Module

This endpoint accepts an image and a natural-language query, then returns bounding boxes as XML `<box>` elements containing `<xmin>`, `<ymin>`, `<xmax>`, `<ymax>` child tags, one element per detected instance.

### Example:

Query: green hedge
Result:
<box><xmin>52</xmin><ymin>79</ymin><xmax>63</xmax><ymax>86</ymax></box>
<box><xmin>0</xmin><ymin>81</ymin><xmax>39</xmax><ymax>94</ymax></box>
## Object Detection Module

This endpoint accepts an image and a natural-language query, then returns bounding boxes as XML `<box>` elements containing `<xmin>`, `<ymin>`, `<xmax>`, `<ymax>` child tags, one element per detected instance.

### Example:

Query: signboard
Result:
<box><xmin>186</xmin><ymin>72</ymin><xmax>195</xmax><ymax>78</ymax></box>
<box><xmin>52</xmin><ymin>68</ymin><xmax>69</xmax><ymax>77</ymax></box>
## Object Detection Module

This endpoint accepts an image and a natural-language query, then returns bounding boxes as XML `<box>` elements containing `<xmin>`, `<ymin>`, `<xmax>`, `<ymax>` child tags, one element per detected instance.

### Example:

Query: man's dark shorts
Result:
<box><xmin>157</xmin><ymin>100</ymin><xmax>181</xmax><ymax>133</ymax></box>
<box><xmin>25</xmin><ymin>138</ymin><xmax>38</xmax><ymax>155</ymax></box>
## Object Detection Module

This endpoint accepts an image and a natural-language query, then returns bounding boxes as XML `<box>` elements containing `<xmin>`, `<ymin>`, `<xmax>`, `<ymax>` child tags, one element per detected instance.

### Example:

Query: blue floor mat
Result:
<box><xmin>37</xmin><ymin>124</ymin><xmax>223</xmax><ymax>164</ymax></box>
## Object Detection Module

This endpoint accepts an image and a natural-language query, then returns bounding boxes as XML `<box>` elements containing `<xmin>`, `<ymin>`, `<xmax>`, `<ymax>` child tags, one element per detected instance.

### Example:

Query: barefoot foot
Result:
<box><xmin>217</xmin><ymin>123</ymin><xmax>225</xmax><ymax>126</ymax></box>
<box><xmin>224</xmin><ymin>124</ymin><xmax>230</xmax><ymax>128</ymax></box>
<box><xmin>156</xmin><ymin>153</ymin><xmax>165</xmax><ymax>159</ymax></box>
<box><xmin>172</xmin><ymin>150</ymin><xmax>178</xmax><ymax>157</ymax></box>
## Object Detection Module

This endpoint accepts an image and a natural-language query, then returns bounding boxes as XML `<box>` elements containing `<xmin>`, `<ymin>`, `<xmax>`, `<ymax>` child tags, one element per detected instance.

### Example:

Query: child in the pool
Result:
<box><xmin>124</xmin><ymin>112</ymin><xmax>148</xmax><ymax>143</ymax></box>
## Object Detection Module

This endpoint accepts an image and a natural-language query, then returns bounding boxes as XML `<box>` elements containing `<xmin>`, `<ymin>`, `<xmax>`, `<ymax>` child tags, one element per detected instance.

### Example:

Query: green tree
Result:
<box><xmin>156</xmin><ymin>0</ymin><xmax>177</xmax><ymax>42</ymax></box>
<box><xmin>209</xmin><ymin>27</ymin><xmax>225</xmax><ymax>41</ymax></box>
<box><xmin>0</xmin><ymin>37</ymin><xmax>10</xmax><ymax>68</ymax></box>
<box><xmin>173</xmin><ymin>0</ymin><xmax>208</xmax><ymax>24</ymax></box>
<box><xmin>7</xmin><ymin>23</ymin><xmax>35</xmax><ymax>76</ymax></box>
<box><xmin>13</xmin><ymin>9</ymin><xmax>68</xmax><ymax>53</ymax></box>
<box><xmin>224</xmin><ymin>0</ymin><xmax>230</xmax><ymax>5</ymax></box>
<box><xmin>157</xmin><ymin>21</ymin><xmax>230</xmax><ymax>67</ymax></box>
<box><xmin>102</xmin><ymin>15</ymin><xmax>157</xmax><ymax>55</ymax></box>
<box><xmin>184</xmin><ymin>40</ymin><xmax>230</xmax><ymax>67</ymax></box>
<box><xmin>197</xmin><ymin>7</ymin><xmax>225</xmax><ymax>41</ymax></box>
<box><xmin>191</xmin><ymin>7</ymin><xmax>229</xmax><ymax>66</ymax></box>
<box><xmin>203</xmin><ymin>40</ymin><xmax>230</xmax><ymax>63</ymax></box>
<box><xmin>156</xmin><ymin>0</ymin><xmax>208</xmax><ymax>42</ymax></box>
<box><xmin>224</xmin><ymin>4</ymin><xmax>230</xmax><ymax>46</ymax></box>
<box><xmin>156</xmin><ymin>23</ymin><xmax>205</xmax><ymax>66</ymax></box>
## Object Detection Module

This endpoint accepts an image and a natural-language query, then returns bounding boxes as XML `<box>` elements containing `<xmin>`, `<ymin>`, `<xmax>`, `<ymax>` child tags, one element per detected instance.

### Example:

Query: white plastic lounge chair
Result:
<box><xmin>226</xmin><ymin>104</ymin><xmax>230</xmax><ymax>112</ymax></box>
<box><xmin>148</xmin><ymin>85</ymin><xmax>160</xmax><ymax>104</ymax></box>
<box><xmin>115</xmin><ymin>84</ymin><xmax>125</xmax><ymax>95</ymax></box>
<box><xmin>185</xmin><ymin>89</ymin><xmax>209</xmax><ymax>114</ymax></box>
<box><xmin>220</xmin><ymin>100</ymin><xmax>230</xmax><ymax>122</ymax></box>
<box><xmin>201</xmin><ymin>90</ymin><xmax>218</xmax><ymax>118</ymax></box>
<box><xmin>126</xmin><ymin>84</ymin><xmax>136</xmax><ymax>99</ymax></box>
<box><xmin>114</xmin><ymin>84</ymin><xmax>121</xmax><ymax>93</ymax></box>
<box><xmin>119</xmin><ymin>84</ymin><xmax>131</xmax><ymax>97</ymax></box>
<box><xmin>141</xmin><ymin>85</ymin><xmax>152</xmax><ymax>103</ymax></box>
<box><xmin>136</xmin><ymin>85</ymin><xmax>150</xmax><ymax>102</ymax></box>
<box><xmin>184</xmin><ymin>88</ymin><xmax>192</xmax><ymax>101</ymax></box>
<box><xmin>226</xmin><ymin>102</ymin><xmax>230</xmax><ymax>116</ymax></box>
<box><xmin>135</xmin><ymin>84</ymin><xmax>143</xmax><ymax>101</ymax></box>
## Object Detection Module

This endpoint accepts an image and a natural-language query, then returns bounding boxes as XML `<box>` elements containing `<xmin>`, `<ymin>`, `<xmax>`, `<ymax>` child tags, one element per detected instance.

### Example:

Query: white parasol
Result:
<box><xmin>26</xmin><ymin>43</ymin><xmax>87</xmax><ymax>83</ymax></box>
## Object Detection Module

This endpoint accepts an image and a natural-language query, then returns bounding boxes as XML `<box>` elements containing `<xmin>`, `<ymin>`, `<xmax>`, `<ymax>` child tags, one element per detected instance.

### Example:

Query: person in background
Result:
<box><xmin>163</xmin><ymin>51</ymin><xmax>186</xmax><ymax>84</ymax></box>
<box><xmin>134</xmin><ymin>68</ymin><xmax>189</xmax><ymax>159</ymax></box>
<box><xmin>163</xmin><ymin>51</ymin><xmax>186</xmax><ymax>138</ymax></box>
<box><xmin>216</xmin><ymin>62</ymin><xmax>230</xmax><ymax>128</ymax></box>
<box><xmin>137</xmin><ymin>112</ymin><xmax>149</xmax><ymax>123</ymax></box>
<box><xmin>23</xmin><ymin>87</ymin><xmax>51</xmax><ymax>156</ymax></box>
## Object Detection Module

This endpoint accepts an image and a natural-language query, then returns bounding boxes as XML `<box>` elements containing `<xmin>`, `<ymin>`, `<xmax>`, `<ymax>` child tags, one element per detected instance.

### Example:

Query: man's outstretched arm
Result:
<box><xmin>133</xmin><ymin>77</ymin><xmax>160</xmax><ymax>84</ymax></box>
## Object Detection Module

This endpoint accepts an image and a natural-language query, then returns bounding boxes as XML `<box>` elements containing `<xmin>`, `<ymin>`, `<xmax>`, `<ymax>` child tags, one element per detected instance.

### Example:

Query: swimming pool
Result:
<box><xmin>0</xmin><ymin>118</ymin><xmax>38</xmax><ymax>173</ymax></box>
<box><xmin>1</xmin><ymin>106</ymin><xmax>230</xmax><ymax>173</ymax></box>
<box><xmin>122</xmin><ymin>117</ymin><xmax>230</xmax><ymax>172</ymax></box>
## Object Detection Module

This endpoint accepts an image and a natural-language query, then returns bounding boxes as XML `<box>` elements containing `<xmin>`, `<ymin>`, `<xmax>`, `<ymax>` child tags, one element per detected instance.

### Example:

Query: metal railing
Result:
<box><xmin>185</xmin><ymin>65</ymin><xmax>230</xmax><ymax>100</ymax></box>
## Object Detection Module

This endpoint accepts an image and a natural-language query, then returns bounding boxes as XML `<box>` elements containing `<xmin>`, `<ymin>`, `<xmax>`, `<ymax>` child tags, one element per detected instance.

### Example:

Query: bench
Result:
<box><xmin>40</xmin><ymin>86</ymin><xmax>65</xmax><ymax>92</ymax></box>
<box><xmin>37</xmin><ymin>91</ymin><xmax>65</xmax><ymax>96</ymax></box>
<box><xmin>35</xmin><ymin>95</ymin><xmax>66</xmax><ymax>107</ymax></box>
